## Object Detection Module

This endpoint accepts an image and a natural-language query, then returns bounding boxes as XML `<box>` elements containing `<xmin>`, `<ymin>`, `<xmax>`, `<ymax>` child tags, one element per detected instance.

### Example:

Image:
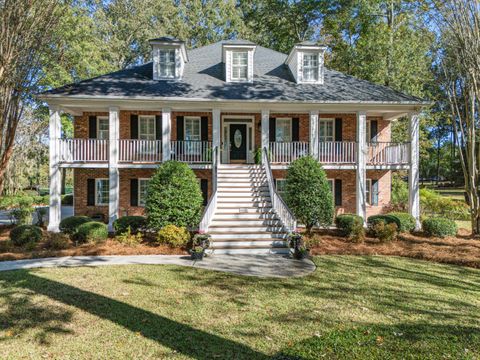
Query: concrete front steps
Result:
<box><xmin>207</xmin><ymin>164</ymin><xmax>290</xmax><ymax>255</ymax></box>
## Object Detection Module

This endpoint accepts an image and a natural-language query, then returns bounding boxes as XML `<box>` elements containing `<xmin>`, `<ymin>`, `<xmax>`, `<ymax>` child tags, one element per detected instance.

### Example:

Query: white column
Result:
<box><xmin>162</xmin><ymin>108</ymin><xmax>171</xmax><ymax>161</ymax></box>
<box><xmin>212</xmin><ymin>108</ymin><xmax>221</xmax><ymax>160</ymax></box>
<box><xmin>309</xmin><ymin>110</ymin><xmax>319</xmax><ymax>158</ymax></box>
<box><xmin>108</xmin><ymin>107</ymin><xmax>120</xmax><ymax>231</ymax></box>
<box><xmin>356</xmin><ymin>111</ymin><xmax>367</xmax><ymax>223</ymax></box>
<box><xmin>261</xmin><ymin>109</ymin><xmax>270</xmax><ymax>161</ymax></box>
<box><xmin>409</xmin><ymin>112</ymin><xmax>421</xmax><ymax>230</ymax></box>
<box><xmin>47</xmin><ymin>105</ymin><xmax>62</xmax><ymax>232</ymax></box>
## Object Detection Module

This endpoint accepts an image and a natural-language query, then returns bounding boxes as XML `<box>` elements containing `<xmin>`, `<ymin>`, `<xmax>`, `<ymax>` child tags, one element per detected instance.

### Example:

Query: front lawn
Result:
<box><xmin>0</xmin><ymin>256</ymin><xmax>479</xmax><ymax>359</ymax></box>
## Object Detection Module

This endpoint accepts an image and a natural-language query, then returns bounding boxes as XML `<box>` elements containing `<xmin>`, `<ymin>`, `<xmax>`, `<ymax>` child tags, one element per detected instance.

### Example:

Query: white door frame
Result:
<box><xmin>221</xmin><ymin>115</ymin><xmax>255</xmax><ymax>164</ymax></box>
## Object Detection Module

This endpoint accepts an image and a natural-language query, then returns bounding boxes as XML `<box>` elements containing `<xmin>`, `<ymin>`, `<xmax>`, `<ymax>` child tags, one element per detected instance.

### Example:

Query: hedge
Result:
<box><xmin>10</xmin><ymin>225</ymin><xmax>42</xmax><ymax>246</ymax></box>
<box><xmin>59</xmin><ymin>216</ymin><xmax>91</xmax><ymax>235</ymax></box>
<box><xmin>74</xmin><ymin>221</ymin><xmax>108</xmax><ymax>244</ymax></box>
<box><xmin>335</xmin><ymin>214</ymin><xmax>364</xmax><ymax>237</ymax></box>
<box><xmin>422</xmin><ymin>218</ymin><xmax>457</xmax><ymax>238</ymax></box>
<box><xmin>388</xmin><ymin>212</ymin><xmax>416</xmax><ymax>233</ymax></box>
<box><xmin>113</xmin><ymin>216</ymin><xmax>146</xmax><ymax>235</ymax></box>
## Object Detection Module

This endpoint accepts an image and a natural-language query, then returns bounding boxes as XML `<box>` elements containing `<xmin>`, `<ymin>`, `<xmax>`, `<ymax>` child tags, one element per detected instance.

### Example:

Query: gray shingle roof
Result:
<box><xmin>43</xmin><ymin>40</ymin><xmax>426</xmax><ymax>104</ymax></box>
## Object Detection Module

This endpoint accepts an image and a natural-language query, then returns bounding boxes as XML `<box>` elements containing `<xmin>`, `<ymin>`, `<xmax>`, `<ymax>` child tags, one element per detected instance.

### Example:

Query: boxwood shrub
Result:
<box><xmin>335</xmin><ymin>214</ymin><xmax>364</xmax><ymax>236</ymax></box>
<box><xmin>388</xmin><ymin>212</ymin><xmax>416</xmax><ymax>233</ymax></box>
<box><xmin>74</xmin><ymin>221</ymin><xmax>108</xmax><ymax>244</ymax></box>
<box><xmin>367</xmin><ymin>215</ymin><xmax>401</xmax><ymax>230</ymax></box>
<box><xmin>113</xmin><ymin>216</ymin><xmax>146</xmax><ymax>235</ymax></box>
<box><xmin>422</xmin><ymin>218</ymin><xmax>457</xmax><ymax>238</ymax></box>
<box><xmin>59</xmin><ymin>216</ymin><xmax>91</xmax><ymax>235</ymax></box>
<box><xmin>10</xmin><ymin>225</ymin><xmax>42</xmax><ymax>246</ymax></box>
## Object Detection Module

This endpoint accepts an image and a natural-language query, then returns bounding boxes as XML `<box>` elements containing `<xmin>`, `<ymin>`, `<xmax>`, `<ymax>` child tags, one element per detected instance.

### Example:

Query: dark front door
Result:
<box><xmin>229</xmin><ymin>124</ymin><xmax>247</xmax><ymax>161</ymax></box>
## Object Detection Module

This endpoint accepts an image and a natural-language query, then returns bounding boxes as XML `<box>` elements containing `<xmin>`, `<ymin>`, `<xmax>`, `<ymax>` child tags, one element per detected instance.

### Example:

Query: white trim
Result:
<box><xmin>138</xmin><ymin>178</ymin><xmax>151</xmax><ymax>207</ymax></box>
<box><xmin>48</xmin><ymin>106</ymin><xmax>62</xmax><ymax>232</ymax></box>
<box><xmin>318</xmin><ymin>118</ymin><xmax>335</xmax><ymax>142</ymax></box>
<box><xmin>231</xmin><ymin>51</ymin><xmax>249</xmax><ymax>81</ymax></box>
<box><xmin>275</xmin><ymin>117</ymin><xmax>292</xmax><ymax>142</ymax></box>
<box><xmin>96</xmin><ymin>116</ymin><xmax>109</xmax><ymax>139</ymax></box>
<box><xmin>138</xmin><ymin>115</ymin><xmax>156</xmax><ymax>140</ymax></box>
<box><xmin>184</xmin><ymin>116</ymin><xmax>202</xmax><ymax>141</ymax></box>
<box><xmin>221</xmin><ymin>115</ymin><xmax>256</xmax><ymax>164</ymax></box>
<box><xmin>95</xmin><ymin>178</ymin><xmax>109</xmax><ymax>206</ymax></box>
<box><xmin>409</xmin><ymin>112</ymin><xmax>421</xmax><ymax>229</ymax></box>
<box><xmin>356</xmin><ymin>111</ymin><xmax>367</xmax><ymax>223</ymax></box>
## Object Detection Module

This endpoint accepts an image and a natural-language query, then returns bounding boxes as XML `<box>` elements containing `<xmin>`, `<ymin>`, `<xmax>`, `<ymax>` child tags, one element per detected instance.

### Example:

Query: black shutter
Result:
<box><xmin>334</xmin><ymin>179</ymin><xmax>342</xmax><ymax>206</ymax></box>
<box><xmin>87</xmin><ymin>179</ymin><xmax>95</xmax><ymax>206</ymax></box>
<box><xmin>200</xmin><ymin>179</ymin><xmax>208</xmax><ymax>206</ymax></box>
<box><xmin>201</xmin><ymin>116</ymin><xmax>208</xmax><ymax>141</ymax></box>
<box><xmin>155</xmin><ymin>115</ymin><xmax>162</xmax><ymax>140</ymax></box>
<box><xmin>176</xmin><ymin>116</ymin><xmax>184</xmax><ymax>140</ymax></box>
<box><xmin>292</xmin><ymin>118</ymin><xmax>299</xmax><ymax>141</ymax></box>
<box><xmin>130</xmin><ymin>114</ymin><xmax>138</xmax><ymax>139</ymax></box>
<box><xmin>130</xmin><ymin>179</ymin><xmax>138</xmax><ymax>206</ymax></box>
<box><xmin>370</xmin><ymin>120</ymin><xmax>378</xmax><ymax>142</ymax></box>
<box><xmin>372</xmin><ymin>179</ymin><xmax>379</xmax><ymax>205</ymax></box>
<box><xmin>89</xmin><ymin>116</ymin><xmax>97</xmax><ymax>139</ymax></box>
<box><xmin>269</xmin><ymin>117</ymin><xmax>276</xmax><ymax>142</ymax></box>
<box><xmin>335</xmin><ymin>118</ymin><xmax>343</xmax><ymax>142</ymax></box>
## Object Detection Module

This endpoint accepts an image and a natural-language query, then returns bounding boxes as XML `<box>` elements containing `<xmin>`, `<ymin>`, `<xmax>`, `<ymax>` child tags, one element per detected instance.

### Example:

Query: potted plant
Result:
<box><xmin>288</xmin><ymin>229</ymin><xmax>310</xmax><ymax>260</ymax></box>
<box><xmin>190</xmin><ymin>230</ymin><xmax>210</xmax><ymax>260</ymax></box>
<box><xmin>190</xmin><ymin>246</ymin><xmax>205</xmax><ymax>260</ymax></box>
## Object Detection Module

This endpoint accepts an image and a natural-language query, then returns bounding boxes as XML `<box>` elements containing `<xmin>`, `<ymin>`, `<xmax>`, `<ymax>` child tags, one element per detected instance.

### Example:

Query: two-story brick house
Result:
<box><xmin>42</xmin><ymin>37</ymin><xmax>426</xmax><ymax>254</ymax></box>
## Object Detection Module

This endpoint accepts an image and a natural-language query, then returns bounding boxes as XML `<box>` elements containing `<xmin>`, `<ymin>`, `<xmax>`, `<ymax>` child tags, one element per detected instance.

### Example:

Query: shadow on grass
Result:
<box><xmin>0</xmin><ymin>270</ymin><xmax>268</xmax><ymax>360</ymax></box>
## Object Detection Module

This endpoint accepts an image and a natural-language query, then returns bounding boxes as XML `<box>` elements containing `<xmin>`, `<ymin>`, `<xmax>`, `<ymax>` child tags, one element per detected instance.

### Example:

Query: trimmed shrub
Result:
<box><xmin>284</xmin><ymin>156</ymin><xmax>334</xmax><ymax>232</ymax></box>
<box><xmin>61</xmin><ymin>194</ymin><xmax>73</xmax><ymax>205</ymax></box>
<box><xmin>367</xmin><ymin>215</ymin><xmax>401</xmax><ymax>230</ymax></box>
<box><xmin>10</xmin><ymin>225</ymin><xmax>42</xmax><ymax>247</ymax></box>
<box><xmin>59</xmin><ymin>216</ymin><xmax>91</xmax><ymax>235</ymax></box>
<box><xmin>373</xmin><ymin>222</ymin><xmax>398</xmax><ymax>242</ymax></box>
<box><xmin>335</xmin><ymin>214</ymin><xmax>365</xmax><ymax>242</ymax></box>
<box><xmin>45</xmin><ymin>233</ymin><xmax>71</xmax><ymax>250</ymax></box>
<box><xmin>115</xmin><ymin>227</ymin><xmax>143</xmax><ymax>246</ymax></box>
<box><xmin>389</xmin><ymin>212</ymin><xmax>416</xmax><ymax>233</ymax></box>
<box><xmin>146</xmin><ymin>161</ymin><xmax>203</xmax><ymax>231</ymax></box>
<box><xmin>113</xmin><ymin>216</ymin><xmax>146</xmax><ymax>235</ymax></box>
<box><xmin>74</xmin><ymin>221</ymin><xmax>108</xmax><ymax>244</ymax></box>
<box><xmin>156</xmin><ymin>225</ymin><xmax>190</xmax><ymax>247</ymax></box>
<box><xmin>422</xmin><ymin>218</ymin><xmax>457</xmax><ymax>238</ymax></box>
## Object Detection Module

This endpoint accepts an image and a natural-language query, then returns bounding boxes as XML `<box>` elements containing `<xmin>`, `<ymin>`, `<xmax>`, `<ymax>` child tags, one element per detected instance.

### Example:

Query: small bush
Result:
<box><xmin>367</xmin><ymin>215</ymin><xmax>401</xmax><ymax>230</ymax></box>
<box><xmin>10</xmin><ymin>225</ymin><xmax>43</xmax><ymax>247</ymax></box>
<box><xmin>115</xmin><ymin>227</ymin><xmax>143</xmax><ymax>246</ymax></box>
<box><xmin>113</xmin><ymin>216</ymin><xmax>146</xmax><ymax>235</ymax></box>
<box><xmin>45</xmin><ymin>233</ymin><xmax>71</xmax><ymax>250</ymax></box>
<box><xmin>336</xmin><ymin>214</ymin><xmax>365</xmax><ymax>243</ymax></box>
<box><xmin>74</xmin><ymin>221</ymin><xmax>108</xmax><ymax>244</ymax></box>
<box><xmin>156</xmin><ymin>224</ymin><xmax>190</xmax><ymax>247</ymax></box>
<box><xmin>422</xmin><ymin>218</ymin><xmax>457</xmax><ymax>238</ymax></box>
<box><xmin>420</xmin><ymin>188</ymin><xmax>469</xmax><ymax>220</ymax></box>
<box><xmin>0</xmin><ymin>240</ymin><xmax>13</xmax><ymax>253</ymax></box>
<box><xmin>389</xmin><ymin>212</ymin><xmax>416</xmax><ymax>233</ymax></box>
<box><xmin>61</xmin><ymin>194</ymin><xmax>73</xmax><ymax>205</ymax></box>
<box><xmin>59</xmin><ymin>216</ymin><xmax>91</xmax><ymax>235</ymax></box>
<box><xmin>373</xmin><ymin>222</ymin><xmax>398</xmax><ymax>242</ymax></box>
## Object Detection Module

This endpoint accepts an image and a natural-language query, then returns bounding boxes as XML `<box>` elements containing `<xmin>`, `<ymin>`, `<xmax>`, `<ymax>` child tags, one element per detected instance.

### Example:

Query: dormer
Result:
<box><xmin>149</xmin><ymin>37</ymin><xmax>188</xmax><ymax>80</ymax></box>
<box><xmin>222</xmin><ymin>40</ymin><xmax>256</xmax><ymax>83</ymax></box>
<box><xmin>286</xmin><ymin>42</ymin><xmax>326</xmax><ymax>84</ymax></box>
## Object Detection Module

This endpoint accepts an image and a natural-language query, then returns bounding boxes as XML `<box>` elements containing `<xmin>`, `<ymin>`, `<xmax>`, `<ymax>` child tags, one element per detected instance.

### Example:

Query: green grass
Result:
<box><xmin>0</xmin><ymin>256</ymin><xmax>479</xmax><ymax>359</ymax></box>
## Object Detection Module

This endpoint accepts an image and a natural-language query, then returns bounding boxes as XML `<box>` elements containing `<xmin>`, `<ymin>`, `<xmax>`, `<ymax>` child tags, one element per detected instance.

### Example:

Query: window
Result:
<box><xmin>319</xmin><ymin>119</ymin><xmax>334</xmax><ymax>142</ymax></box>
<box><xmin>138</xmin><ymin>179</ymin><xmax>150</xmax><ymax>207</ymax></box>
<box><xmin>303</xmin><ymin>53</ymin><xmax>318</xmax><ymax>81</ymax></box>
<box><xmin>365</xmin><ymin>179</ymin><xmax>379</xmax><ymax>205</ymax></box>
<box><xmin>276</xmin><ymin>179</ymin><xmax>287</xmax><ymax>198</ymax></box>
<box><xmin>275</xmin><ymin>118</ymin><xmax>292</xmax><ymax>142</ymax></box>
<box><xmin>159</xmin><ymin>49</ymin><xmax>176</xmax><ymax>78</ymax></box>
<box><xmin>139</xmin><ymin>116</ymin><xmax>156</xmax><ymax>140</ymax></box>
<box><xmin>95</xmin><ymin>179</ymin><xmax>109</xmax><ymax>206</ymax></box>
<box><xmin>327</xmin><ymin>179</ymin><xmax>334</xmax><ymax>194</ymax></box>
<box><xmin>231</xmin><ymin>51</ymin><xmax>248</xmax><ymax>80</ymax></box>
<box><xmin>97</xmin><ymin>117</ymin><xmax>109</xmax><ymax>140</ymax></box>
<box><xmin>185</xmin><ymin>117</ymin><xmax>201</xmax><ymax>141</ymax></box>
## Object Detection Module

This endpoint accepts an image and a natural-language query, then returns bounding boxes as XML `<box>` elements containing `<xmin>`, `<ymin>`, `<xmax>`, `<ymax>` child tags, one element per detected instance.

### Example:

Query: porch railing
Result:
<box><xmin>368</xmin><ymin>142</ymin><xmax>410</xmax><ymax>165</ymax></box>
<box><xmin>170</xmin><ymin>141</ymin><xmax>212</xmax><ymax>163</ymax></box>
<box><xmin>263</xmin><ymin>147</ymin><xmax>297</xmax><ymax>232</ymax></box>
<box><xmin>58</xmin><ymin>139</ymin><xmax>109</xmax><ymax>162</ymax></box>
<box><xmin>119</xmin><ymin>139</ymin><xmax>162</xmax><ymax>162</ymax></box>
<box><xmin>269</xmin><ymin>141</ymin><xmax>309</xmax><ymax>163</ymax></box>
<box><xmin>318</xmin><ymin>141</ymin><xmax>356</xmax><ymax>163</ymax></box>
<box><xmin>199</xmin><ymin>146</ymin><xmax>219</xmax><ymax>232</ymax></box>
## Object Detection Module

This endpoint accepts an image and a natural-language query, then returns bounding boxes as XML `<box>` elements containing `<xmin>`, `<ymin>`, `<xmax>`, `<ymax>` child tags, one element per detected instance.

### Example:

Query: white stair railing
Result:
<box><xmin>199</xmin><ymin>146</ymin><xmax>219</xmax><ymax>232</ymax></box>
<box><xmin>263</xmin><ymin>147</ymin><xmax>297</xmax><ymax>232</ymax></box>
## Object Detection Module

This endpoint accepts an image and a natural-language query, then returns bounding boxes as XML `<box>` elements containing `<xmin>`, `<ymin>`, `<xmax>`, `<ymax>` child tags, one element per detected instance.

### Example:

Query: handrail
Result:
<box><xmin>199</xmin><ymin>145</ymin><xmax>219</xmax><ymax>232</ymax></box>
<box><xmin>262</xmin><ymin>146</ymin><xmax>297</xmax><ymax>232</ymax></box>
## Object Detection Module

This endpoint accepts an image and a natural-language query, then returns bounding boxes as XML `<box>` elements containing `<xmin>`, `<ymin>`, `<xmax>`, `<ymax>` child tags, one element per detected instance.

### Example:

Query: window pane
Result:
<box><xmin>185</xmin><ymin>118</ymin><xmax>201</xmax><ymax>141</ymax></box>
<box><xmin>276</xmin><ymin>179</ymin><xmax>287</xmax><ymax>198</ymax></box>
<box><xmin>139</xmin><ymin>116</ymin><xmax>155</xmax><ymax>140</ymax></box>
<box><xmin>96</xmin><ymin>179</ymin><xmax>109</xmax><ymax>205</ymax></box>
<box><xmin>139</xmin><ymin>179</ymin><xmax>150</xmax><ymax>207</ymax></box>
<box><xmin>159</xmin><ymin>50</ymin><xmax>175</xmax><ymax>77</ymax></box>
<box><xmin>319</xmin><ymin>120</ymin><xmax>334</xmax><ymax>142</ymax></box>
<box><xmin>275</xmin><ymin>119</ymin><xmax>291</xmax><ymax>142</ymax></box>
<box><xmin>231</xmin><ymin>51</ymin><xmax>248</xmax><ymax>80</ymax></box>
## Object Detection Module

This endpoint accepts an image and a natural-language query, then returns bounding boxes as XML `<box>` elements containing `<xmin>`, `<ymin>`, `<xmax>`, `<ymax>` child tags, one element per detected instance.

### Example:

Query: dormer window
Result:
<box><xmin>232</xmin><ymin>51</ymin><xmax>248</xmax><ymax>81</ymax></box>
<box><xmin>286</xmin><ymin>42</ymin><xmax>326</xmax><ymax>84</ymax></box>
<box><xmin>302</xmin><ymin>54</ymin><xmax>319</xmax><ymax>82</ymax></box>
<box><xmin>222</xmin><ymin>41</ymin><xmax>256</xmax><ymax>83</ymax></box>
<box><xmin>159</xmin><ymin>49</ymin><xmax>176</xmax><ymax>78</ymax></box>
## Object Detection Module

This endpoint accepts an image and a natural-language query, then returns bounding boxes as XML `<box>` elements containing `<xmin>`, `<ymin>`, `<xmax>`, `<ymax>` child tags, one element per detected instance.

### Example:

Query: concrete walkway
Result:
<box><xmin>0</xmin><ymin>254</ymin><xmax>316</xmax><ymax>278</ymax></box>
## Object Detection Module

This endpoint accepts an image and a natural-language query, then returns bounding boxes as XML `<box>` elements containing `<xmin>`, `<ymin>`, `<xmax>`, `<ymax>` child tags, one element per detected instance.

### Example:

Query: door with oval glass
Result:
<box><xmin>229</xmin><ymin>124</ymin><xmax>247</xmax><ymax>162</ymax></box>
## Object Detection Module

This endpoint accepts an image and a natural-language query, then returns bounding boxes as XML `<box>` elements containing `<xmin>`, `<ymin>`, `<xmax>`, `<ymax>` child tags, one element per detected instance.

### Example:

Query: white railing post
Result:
<box><xmin>356</xmin><ymin>112</ymin><xmax>367</xmax><ymax>224</ymax></box>
<box><xmin>310</xmin><ymin>110</ymin><xmax>319</xmax><ymax>159</ymax></box>
<box><xmin>162</xmin><ymin>108</ymin><xmax>171</xmax><ymax>161</ymax></box>
<box><xmin>108</xmin><ymin>107</ymin><xmax>120</xmax><ymax>232</ymax></box>
<box><xmin>409</xmin><ymin>113</ymin><xmax>421</xmax><ymax>230</ymax></box>
<box><xmin>48</xmin><ymin>105</ymin><xmax>62</xmax><ymax>232</ymax></box>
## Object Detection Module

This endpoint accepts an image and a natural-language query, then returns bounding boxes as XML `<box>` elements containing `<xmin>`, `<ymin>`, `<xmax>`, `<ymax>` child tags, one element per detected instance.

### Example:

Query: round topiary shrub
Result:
<box><xmin>284</xmin><ymin>156</ymin><xmax>334</xmax><ymax>233</ymax></box>
<box><xmin>335</xmin><ymin>214</ymin><xmax>364</xmax><ymax>236</ymax></box>
<box><xmin>422</xmin><ymin>218</ymin><xmax>457</xmax><ymax>238</ymax></box>
<box><xmin>74</xmin><ymin>221</ymin><xmax>108</xmax><ymax>244</ymax></box>
<box><xmin>10</xmin><ymin>225</ymin><xmax>42</xmax><ymax>246</ymax></box>
<box><xmin>367</xmin><ymin>214</ymin><xmax>401</xmax><ymax>230</ymax></box>
<box><xmin>113</xmin><ymin>216</ymin><xmax>146</xmax><ymax>235</ymax></box>
<box><xmin>61</xmin><ymin>194</ymin><xmax>73</xmax><ymax>206</ymax></box>
<box><xmin>156</xmin><ymin>224</ymin><xmax>190</xmax><ymax>247</ymax></box>
<box><xmin>145</xmin><ymin>161</ymin><xmax>204</xmax><ymax>231</ymax></box>
<box><xmin>59</xmin><ymin>216</ymin><xmax>91</xmax><ymax>235</ymax></box>
<box><xmin>389</xmin><ymin>212</ymin><xmax>416</xmax><ymax>233</ymax></box>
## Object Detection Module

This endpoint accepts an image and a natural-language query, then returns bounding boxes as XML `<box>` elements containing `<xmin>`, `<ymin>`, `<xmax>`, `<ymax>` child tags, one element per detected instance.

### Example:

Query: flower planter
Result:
<box><xmin>190</xmin><ymin>249</ymin><xmax>205</xmax><ymax>260</ymax></box>
<box><xmin>293</xmin><ymin>248</ymin><xmax>310</xmax><ymax>260</ymax></box>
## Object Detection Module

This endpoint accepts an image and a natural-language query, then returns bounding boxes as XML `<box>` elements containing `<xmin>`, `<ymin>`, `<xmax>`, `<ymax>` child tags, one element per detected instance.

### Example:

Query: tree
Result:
<box><xmin>145</xmin><ymin>161</ymin><xmax>204</xmax><ymax>230</ymax></box>
<box><xmin>284</xmin><ymin>156</ymin><xmax>334</xmax><ymax>233</ymax></box>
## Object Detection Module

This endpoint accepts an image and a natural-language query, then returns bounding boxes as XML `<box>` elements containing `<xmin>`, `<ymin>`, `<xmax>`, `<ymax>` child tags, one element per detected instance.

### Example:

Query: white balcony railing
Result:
<box><xmin>318</xmin><ymin>141</ymin><xmax>356</xmax><ymax>163</ymax></box>
<box><xmin>368</xmin><ymin>142</ymin><xmax>410</xmax><ymax>165</ymax></box>
<box><xmin>119</xmin><ymin>139</ymin><xmax>162</xmax><ymax>162</ymax></box>
<box><xmin>269</xmin><ymin>142</ymin><xmax>309</xmax><ymax>163</ymax></box>
<box><xmin>58</xmin><ymin>139</ymin><xmax>109</xmax><ymax>162</ymax></box>
<box><xmin>170</xmin><ymin>141</ymin><xmax>212</xmax><ymax>163</ymax></box>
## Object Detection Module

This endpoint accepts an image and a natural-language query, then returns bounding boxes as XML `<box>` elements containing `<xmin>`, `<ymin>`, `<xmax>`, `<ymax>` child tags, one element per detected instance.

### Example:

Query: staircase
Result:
<box><xmin>207</xmin><ymin>164</ymin><xmax>290</xmax><ymax>255</ymax></box>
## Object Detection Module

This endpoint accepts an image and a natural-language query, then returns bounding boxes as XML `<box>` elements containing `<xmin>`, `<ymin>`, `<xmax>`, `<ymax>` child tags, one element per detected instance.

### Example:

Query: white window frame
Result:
<box><xmin>97</xmin><ymin>116</ymin><xmax>109</xmax><ymax>140</ymax></box>
<box><xmin>302</xmin><ymin>53</ymin><xmax>319</xmax><ymax>82</ymax></box>
<box><xmin>275</xmin><ymin>179</ymin><xmax>287</xmax><ymax>198</ymax></box>
<box><xmin>138</xmin><ymin>178</ymin><xmax>150</xmax><ymax>207</ymax></box>
<box><xmin>95</xmin><ymin>178</ymin><xmax>109</xmax><ymax>206</ymax></box>
<box><xmin>275</xmin><ymin>118</ymin><xmax>292</xmax><ymax>143</ymax></box>
<box><xmin>138</xmin><ymin>115</ymin><xmax>156</xmax><ymax>140</ymax></box>
<box><xmin>231</xmin><ymin>51</ymin><xmax>248</xmax><ymax>81</ymax></box>
<box><xmin>184</xmin><ymin>116</ymin><xmax>201</xmax><ymax>141</ymax></box>
<box><xmin>319</xmin><ymin>118</ymin><xmax>335</xmax><ymax>142</ymax></box>
<box><xmin>159</xmin><ymin>49</ymin><xmax>176</xmax><ymax>78</ymax></box>
<box><xmin>366</xmin><ymin>178</ymin><xmax>372</xmax><ymax>205</ymax></box>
